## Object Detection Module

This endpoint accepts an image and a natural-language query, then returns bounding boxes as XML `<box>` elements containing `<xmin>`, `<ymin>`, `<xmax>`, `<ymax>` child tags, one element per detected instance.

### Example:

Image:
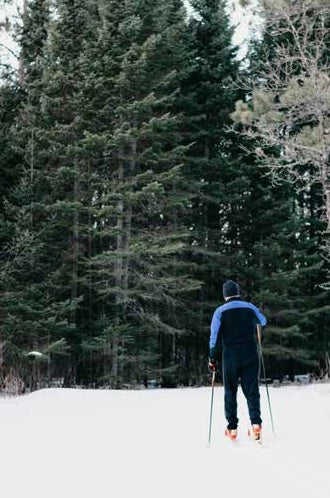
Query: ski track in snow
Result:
<box><xmin>0</xmin><ymin>384</ymin><xmax>329</xmax><ymax>498</ymax></box>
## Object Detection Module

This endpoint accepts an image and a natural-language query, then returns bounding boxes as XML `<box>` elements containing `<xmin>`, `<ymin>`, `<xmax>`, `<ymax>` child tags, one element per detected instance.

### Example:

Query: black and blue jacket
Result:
<box><xmin>209</xmin><ymin>298</ymin><xmax>267</xmax><ymax>358</ymax></box>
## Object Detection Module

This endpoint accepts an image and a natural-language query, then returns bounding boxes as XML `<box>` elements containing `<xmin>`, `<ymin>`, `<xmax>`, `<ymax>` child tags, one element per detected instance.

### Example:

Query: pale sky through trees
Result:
<box><xmin>184</xmin><ymin>0</ymin><xmax>259</xmax><ymax>59</ymax></box>
<box><xmin>0</xmin><ymin>0</ymin><xmax>259</xmax><ymax>68</ymax></box>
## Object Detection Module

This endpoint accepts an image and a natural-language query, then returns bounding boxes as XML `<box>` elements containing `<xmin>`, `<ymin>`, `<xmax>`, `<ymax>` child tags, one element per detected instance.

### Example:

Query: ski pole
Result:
<box><xmin>257</xmin><ymin>324</ymin><xmax>275</xmax><ymax>436</ymax></box>
<box><xmin>208</xmin><ymin>369</ymin><xmax>216</xmax><ymax>444</ymax></box>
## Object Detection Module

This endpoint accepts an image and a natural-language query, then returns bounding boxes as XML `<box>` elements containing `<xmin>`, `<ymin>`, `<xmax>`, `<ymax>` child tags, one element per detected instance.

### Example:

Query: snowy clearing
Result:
<box><xmin>0</xmin><ymin>384</ymin><xmax>329</xmax><ymax>498</ymax></box>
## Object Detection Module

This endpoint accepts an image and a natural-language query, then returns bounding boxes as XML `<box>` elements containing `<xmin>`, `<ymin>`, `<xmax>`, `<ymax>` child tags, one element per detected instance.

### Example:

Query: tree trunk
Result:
<box><xmin>72</xmin><ymin>159</ymin><xmax>79</xmax><ymax>311</ymax></box>
<box><xmin>112</xmin><ymin>157</ymin><xmax>124</xmax><ymax>385</ymax></box>
<box><xmin>123</xmin><ymin>138</ymin><xmax>136</xmax><ymax>289</ymax></box>
<box><xmin>18</xmin><ymin>0</ymin><xmax>28</xmax><ymax>87</ymax></box>
<box><xmin>322</xmin><ymin>170</ymin><xmax>330</xmax><ymax>233</ymax></box>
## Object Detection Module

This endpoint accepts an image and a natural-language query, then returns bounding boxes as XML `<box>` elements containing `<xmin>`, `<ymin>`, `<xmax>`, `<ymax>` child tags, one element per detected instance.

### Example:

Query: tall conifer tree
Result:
<box><xmin>78</xmin><ymin>0</ymin><xmax>198</xmax><ymax>387</ymax></box>
<box><xmin>177</xmin><ymin>0</ymin><xmax>243</xmax><ymax>382</ymax></box>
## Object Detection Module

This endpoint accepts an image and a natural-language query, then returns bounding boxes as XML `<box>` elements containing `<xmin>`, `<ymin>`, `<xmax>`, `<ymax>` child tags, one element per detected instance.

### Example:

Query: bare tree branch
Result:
<box><xmin>231</xmin><ymin>0</ymin><xmax>330</xmax><ymax>234</ymax></box>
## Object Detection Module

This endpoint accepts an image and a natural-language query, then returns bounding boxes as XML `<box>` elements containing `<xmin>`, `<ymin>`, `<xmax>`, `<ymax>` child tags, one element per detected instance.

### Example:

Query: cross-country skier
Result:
<box><xmin>208</xmin><ymin>280</ymin><xmax>267</xmax><ymax>441</ymax></box>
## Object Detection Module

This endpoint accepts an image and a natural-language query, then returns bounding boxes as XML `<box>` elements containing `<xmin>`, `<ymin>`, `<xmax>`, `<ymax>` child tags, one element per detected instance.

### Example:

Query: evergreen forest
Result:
<box><xmin>0</xmin><ymin>0</ymin><xmax>329</xmax><ymax>392</ymax></box>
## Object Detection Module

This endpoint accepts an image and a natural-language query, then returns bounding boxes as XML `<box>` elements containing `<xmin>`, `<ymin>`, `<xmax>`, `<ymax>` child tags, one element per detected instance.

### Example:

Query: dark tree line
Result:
<box><xmin>0</xmin><ymin>0</ymin><xmax>328</xmax><ymax>392</ymax></box>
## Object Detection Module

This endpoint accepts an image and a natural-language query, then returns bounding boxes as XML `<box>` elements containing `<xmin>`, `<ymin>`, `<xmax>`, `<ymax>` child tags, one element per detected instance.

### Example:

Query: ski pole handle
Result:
<box><xmin>257</xmin><ymin>324</ymin><xmax>261</xmax><ymax>345</ymax></box>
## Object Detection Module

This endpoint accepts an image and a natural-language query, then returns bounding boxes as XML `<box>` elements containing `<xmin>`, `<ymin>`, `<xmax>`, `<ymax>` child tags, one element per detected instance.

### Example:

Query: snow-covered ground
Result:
<box><xmin>0</xmin><ymin>384</ymin><xmax>329</xmax><ymax>498</ymax></box>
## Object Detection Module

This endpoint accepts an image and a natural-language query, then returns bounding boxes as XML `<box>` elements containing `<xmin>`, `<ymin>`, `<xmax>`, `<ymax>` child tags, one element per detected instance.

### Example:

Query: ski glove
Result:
<box><xmin>208</xmin><ymin>359</ymin><xmax>216</xmax><ymax>374</ymax></box>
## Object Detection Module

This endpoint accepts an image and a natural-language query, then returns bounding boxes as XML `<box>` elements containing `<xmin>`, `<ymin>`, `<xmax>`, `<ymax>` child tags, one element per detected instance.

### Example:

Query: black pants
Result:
<box><xmin>222</xmin><ymin>347</ymin><xmax>261</xmax><ymax>430</ymax></box>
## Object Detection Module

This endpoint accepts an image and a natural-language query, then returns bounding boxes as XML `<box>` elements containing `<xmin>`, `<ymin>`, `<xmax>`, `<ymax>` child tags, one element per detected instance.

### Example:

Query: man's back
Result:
<box><xmin>210</xmin><ymin>298</ymin><xmax>267</xmax><ymax>350</ymax></box>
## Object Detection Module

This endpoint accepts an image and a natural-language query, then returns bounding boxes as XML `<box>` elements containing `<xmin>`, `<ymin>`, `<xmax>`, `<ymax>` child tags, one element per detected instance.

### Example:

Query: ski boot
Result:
<box><xmin>225</xmin><ymin>428</ymin><xmax>237</xmax><ymax>441</ymax></box>
<box><xmin>248</xmin><ymin>424</ymin><xmax>262</xmax><ymax>442</ymax></box>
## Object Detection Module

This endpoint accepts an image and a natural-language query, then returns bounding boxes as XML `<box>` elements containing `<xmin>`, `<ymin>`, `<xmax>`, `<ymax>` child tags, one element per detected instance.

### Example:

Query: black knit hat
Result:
<box><xmin>223</xmin><ymin>280</ymin><xmax>240</xmax><ymax>299</ymax></box>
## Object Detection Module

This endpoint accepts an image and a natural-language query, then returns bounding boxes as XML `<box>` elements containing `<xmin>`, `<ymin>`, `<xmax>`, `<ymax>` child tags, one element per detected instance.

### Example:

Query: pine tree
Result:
<box><xmin>0</xmin><ymin>0</ymin><xmax>97</xmax><ymax>387</ymax></box>
<box><xmin>2</xmin><ymin>0</ymin><xmax>327</xmax><ymax>389</ymax></box>
<box><xmin>1</xmin><ymin>0</ymin><xmax>198</xmax><ymax>388</ymax></box>
<box><xmin>177</xmin><ymin>0</ymin><xmax>329</xmax><ymax>383</ymax></box>
<box><xmin>230</xmin><ymin>0</ymin><xmax>330</xmax><ymax>378</ymax></box>
<box><xmin>77</xmin><ymin>0</ymin><xmax>199</xmax><ymax>387</ymax></box>
<box><xmin>176</xmin><ymin>0</ymin><xmax>243</xmax><ymax>383</ymax></box>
